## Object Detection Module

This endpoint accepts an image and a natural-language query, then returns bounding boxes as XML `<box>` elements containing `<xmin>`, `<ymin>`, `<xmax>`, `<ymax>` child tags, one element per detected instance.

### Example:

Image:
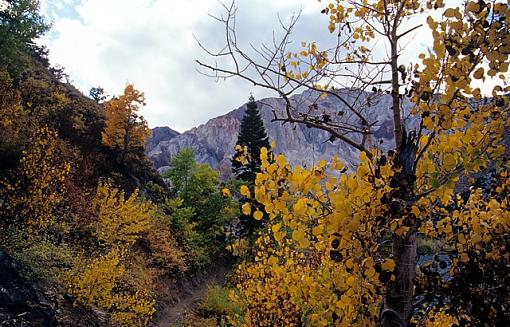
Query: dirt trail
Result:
<box><xmin>150</xmin><ymin>264</ymin><xmax>230</xmax><ymax>327</ymax></box>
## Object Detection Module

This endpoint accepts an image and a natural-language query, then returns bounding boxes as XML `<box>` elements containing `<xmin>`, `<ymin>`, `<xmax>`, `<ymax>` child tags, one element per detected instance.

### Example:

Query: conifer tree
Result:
<box><xmin>232</xmin><ymin>96</ymin><xmax>271</xmax><ymax>237</ymax></box>
<box><xmin>232</xmin><ymin>95</ymin><xmax>270</xmax><ymax>183</ymax></box>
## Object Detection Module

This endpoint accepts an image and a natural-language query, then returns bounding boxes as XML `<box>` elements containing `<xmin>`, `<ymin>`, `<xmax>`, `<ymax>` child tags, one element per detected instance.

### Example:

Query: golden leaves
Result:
<box><xmin>473</xmin><ymin>67</ymin><xmax>484</xmax><ymax>79</ymax></box>
<box><xmin>381</xmin><ymin>259</ymin><xmax>395</xmax><ymax>272</ymax></box>
<box><xmin>65</xmin><ymin>248</ymin><xmax>155</xmax><ymax>326</ymax></box>
<box><xmin>466</xmin><ymin>1</ymin><xmax>481</xmax><ymax>14</ymax></box>
<box><xmin>222</xmin><ymin>187</ymin><xmax>232</xmax><ymax>197</ymax></box>
<box><xmin>253</xmin><ymin>210</ymin><xmax>264</xmax><ymax>220</ymax></box>
<box><xmin>242</xmin><ymin>202</ymin><xmax>251</xmax><ymax>215</ymax></box>
<box><xmin>227</xmin><ymin>144</ymin><xmax>394</xmax><ymax>324</ymax></box>
<box><xmin>226</xmin><ymin>0</ymin><xmax>510</xmax><ymax>324</ymax></box>
<box><xmin>0</xmin><ymin>127</ymin><xmax>70</xmax><ymax>227</ymax></box>
<box><xmin>93</xmin><ymin>182</ymin><xmax>153</xmax><ymax>247</ymax></box>
<box><xmin>240</xmin><ymin>185</ymin><xmax>250</xmax><ymax>197</ymax></box>
<box><xmin>101</xmin><ymin>84</ymin><xmax>151</xmax><ymax>156</ymax></box>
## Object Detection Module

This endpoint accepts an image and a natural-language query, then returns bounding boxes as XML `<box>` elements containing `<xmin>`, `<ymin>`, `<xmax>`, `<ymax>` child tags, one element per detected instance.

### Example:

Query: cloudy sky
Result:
<box><xmin>38</xmin><ymin>0</ymin><xmax>449</xmax><ymax>132</ymax></box>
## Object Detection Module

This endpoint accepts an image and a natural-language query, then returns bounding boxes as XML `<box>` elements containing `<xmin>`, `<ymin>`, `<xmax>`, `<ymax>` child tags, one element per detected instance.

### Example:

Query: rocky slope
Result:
<box><xmin>0</xmin><ymin>251</ymin><xmax>107</xmax><ymax>326</ymax></box>
<box><xmin>146</xmin><ymin>89</ymin><xmax>417</xmax><ymax>177</ymax></box>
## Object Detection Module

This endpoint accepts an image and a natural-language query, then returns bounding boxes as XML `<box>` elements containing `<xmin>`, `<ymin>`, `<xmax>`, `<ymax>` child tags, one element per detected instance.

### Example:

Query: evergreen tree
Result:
<box><xmin>232</xmin><ymin>95</ymin><xmax>270</xmax><ymax>182</ymax></box>
<box><xmin>232</xmin><ymin>95</ymin><xmax>271</xmax><ymax>237</ymax></box>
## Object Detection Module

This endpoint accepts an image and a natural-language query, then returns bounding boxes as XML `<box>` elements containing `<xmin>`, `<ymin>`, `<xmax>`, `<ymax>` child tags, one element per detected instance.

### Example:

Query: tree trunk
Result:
<box><xmin>380</xmin><ymin>232</ymin><xmax>417</xmax><ymax>327</ymax></box>
<box><xmin>380</xmin><ymin>131</ymin><xmax>418</xmax><ymax>327</ymax></box>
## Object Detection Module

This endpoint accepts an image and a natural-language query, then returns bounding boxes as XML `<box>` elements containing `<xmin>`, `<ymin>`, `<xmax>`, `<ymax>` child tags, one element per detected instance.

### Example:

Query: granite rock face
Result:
<box><xmin>146</xmin><ymin>89</ymin><xmax>417</xmax><ymax>178</ymax></box>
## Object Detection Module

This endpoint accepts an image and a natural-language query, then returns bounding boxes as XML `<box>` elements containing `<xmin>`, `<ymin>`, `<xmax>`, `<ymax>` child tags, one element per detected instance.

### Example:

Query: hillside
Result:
<box><xmin>0</xmin><ymin>3</ymin><xmax>238</xmax><ymax>325</ymax></box>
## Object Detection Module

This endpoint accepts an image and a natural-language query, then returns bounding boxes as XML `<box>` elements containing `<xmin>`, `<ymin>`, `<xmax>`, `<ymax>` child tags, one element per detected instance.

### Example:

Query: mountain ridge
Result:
<box><xmin>146</xmin><ymin>89</ymin><xmax>417</xmax><ymax>177</ymax></box>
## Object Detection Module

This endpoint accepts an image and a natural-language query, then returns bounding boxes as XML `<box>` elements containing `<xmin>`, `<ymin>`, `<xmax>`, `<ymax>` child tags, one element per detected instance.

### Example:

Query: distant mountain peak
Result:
<box><xmin>145</xmin><ymin>89</ymin><xmax>415</xmax><ymax>177</ymax></box>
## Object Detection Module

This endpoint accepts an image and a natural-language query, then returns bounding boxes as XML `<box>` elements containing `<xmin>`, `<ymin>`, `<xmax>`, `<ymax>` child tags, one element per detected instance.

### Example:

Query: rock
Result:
<box><xmin>0</xmin><ymin>251</ymin><xmax>108</xmax><ymax>326</ymax></box>
<box><xmin>0</xmin><ymin>251</ymin><xmax>56</xmax><ymax>326</ymax></box>
<box><xmin>146</xmin><ymin>89</ymin><xmax>418</xmax><ymax>178</ymax></box>
<box><xmin>146</xmin><ymin>127</ymin><xmax>180</xmax><ymax>149</ymax></box>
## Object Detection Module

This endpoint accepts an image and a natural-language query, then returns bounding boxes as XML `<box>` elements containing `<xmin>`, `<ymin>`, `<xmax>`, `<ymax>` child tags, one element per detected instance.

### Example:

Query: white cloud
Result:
<box><xmin>39</xmin><ymin>0</ymin><xmax>325</xmax><ymax>131</ymax></box>
<box><xmin>40</xmin><ymin>0</ymin><xmax>499</xmax><ymax>132</ymax></box>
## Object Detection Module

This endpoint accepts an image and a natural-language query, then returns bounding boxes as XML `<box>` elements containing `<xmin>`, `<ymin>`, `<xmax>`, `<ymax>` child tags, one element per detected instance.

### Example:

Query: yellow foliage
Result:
<box><xmin>93</xmin><ymin>182</ymin><xmax>153</xmax><ymax>247</ymax></box>
<box><xmin>101</xmin><ymin>84</ymin><xmax>151</xmax><ymax>156</ymax></box>
<box><xmin>229</xmin><ymin>152</ymin><xmax>393</xmax><ymax>325</ymax></box>
<box><xmin>0</xmin><ymin>70</ymin><xmax>31</xmax><ymax>147</ymax></box>
<box><xmin>65</xmin><ymin>248</ymin><xmax>155</xmax><ymax>326</ymax></box>
<box><xmin>219</xmin><ymin>0</ymin><xmax>510</xmax><ymax>325</ymax></box>
<box><xmin>0</xmin><ymin>127</ymin><xmax>70</xmax><ymax>227</ymax></box>
<box><xmin>425</xmin><ymin>308</ymin><xmax>459</xmax><ymax>326</ymax></box>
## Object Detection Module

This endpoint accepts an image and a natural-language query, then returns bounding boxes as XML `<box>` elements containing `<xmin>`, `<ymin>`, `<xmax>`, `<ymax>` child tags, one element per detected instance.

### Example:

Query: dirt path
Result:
<box><xmin>150</xmin><ymin>264</ymin><xmax>230</xmax><ymax>327</ymax></box>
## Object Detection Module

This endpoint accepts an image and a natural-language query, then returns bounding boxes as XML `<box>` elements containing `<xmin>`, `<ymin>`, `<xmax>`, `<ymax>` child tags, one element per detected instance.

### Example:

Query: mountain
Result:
<box><xmin>145</xmin><ymin>126</ymin><xmax>180</xmax><ymax>168</ymax></box>
<box><xmin>146</xmin><ymin>89</ymin><xmax>417</xmax><ymax>177</ymax></box>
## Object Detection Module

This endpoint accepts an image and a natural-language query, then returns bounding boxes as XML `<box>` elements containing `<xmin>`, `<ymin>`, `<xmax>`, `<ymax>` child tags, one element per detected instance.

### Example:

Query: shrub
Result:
<box><xmin>200</xmin><ymin>285</ymin><xmax>240</xmax><ymax>318</ymax></box>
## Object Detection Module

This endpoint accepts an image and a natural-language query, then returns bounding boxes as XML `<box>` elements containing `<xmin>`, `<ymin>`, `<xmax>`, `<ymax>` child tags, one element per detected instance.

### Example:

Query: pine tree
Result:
<box><xmin>232</xmin><ymin>96</ymin><xmax>271</xmax><ymax>237</ymax></box>
<box><xmin>232</xmin><ymin>95</ymin><xmax>270</xmax><ymax>182</ymax></box>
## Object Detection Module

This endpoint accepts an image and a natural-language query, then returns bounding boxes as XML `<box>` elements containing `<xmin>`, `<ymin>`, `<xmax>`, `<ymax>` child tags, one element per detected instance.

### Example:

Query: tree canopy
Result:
<box><xmin>101</xmin><ymin>84</ymin><xmax>151</xmax><ymax>161</ymax></box>
<box><xmin>0</xmin><ymin>0</ymin><xmax>50</xmax><ymax>78</ymax></box>
<box><xmin>198</xmin><ymin>0</ymin><xmax>510</xmax><ymax>326</ymax></box>
<box><xmin>232</xmin><ymin>95</ymin><xmax>270</xmax><ymax>183</ymax></box>
<box><xmin>164</xmin><ymin>148</ymin><xmax>239</xmax><ymax>267</ymax></box>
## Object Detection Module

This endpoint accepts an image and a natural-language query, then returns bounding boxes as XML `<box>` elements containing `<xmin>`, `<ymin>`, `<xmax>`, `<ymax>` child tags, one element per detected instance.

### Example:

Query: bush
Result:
<box><xmin>200</xmin><ymin>285</ymin><xmax>240</xmax><ymax>318</ymax></box>
<box><xmin>173</xmin><ymin>311</ymin><xmax>218</xmax><ymax>327</ymax></box>
<box><xmin>10</xmin><ymin>233</ymin><xmax>74</xmax><ymax>283</ymax></box>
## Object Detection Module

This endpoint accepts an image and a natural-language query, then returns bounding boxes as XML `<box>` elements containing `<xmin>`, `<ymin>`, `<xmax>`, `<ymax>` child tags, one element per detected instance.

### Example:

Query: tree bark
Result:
<box><xmin>380</xmin><ymin>132</ymin><xmax>418</xmax><ymax>327</ymax></box>
<box><xmin>380</xmin><ymin>232</ymin><xmax>417</xmax><ymax>327</ymax></box>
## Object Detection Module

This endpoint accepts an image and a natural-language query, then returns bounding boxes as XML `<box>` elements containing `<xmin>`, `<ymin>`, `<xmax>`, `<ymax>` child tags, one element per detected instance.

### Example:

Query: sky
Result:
<box><xmin>37</xmin><ymin>0</ymin><xmax>451</xmax><ymax>132</ymax></box>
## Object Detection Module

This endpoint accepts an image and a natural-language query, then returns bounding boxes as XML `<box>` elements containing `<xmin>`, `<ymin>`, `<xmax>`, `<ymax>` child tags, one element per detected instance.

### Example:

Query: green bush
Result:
<box><xmin>11</xmin><ymin>234</ymin><xmax>75</xmax><ymax>283</ymax></box>
<box><xmin>200</xmin><ymin>285</ymin><xmax>240</xmax><ymax>318</ymax></box>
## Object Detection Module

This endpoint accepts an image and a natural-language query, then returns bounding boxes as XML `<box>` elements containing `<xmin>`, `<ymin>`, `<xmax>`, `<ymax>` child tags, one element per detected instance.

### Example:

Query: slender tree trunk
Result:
<box><xmin>390</xmin><ymin>31</ymin><xmax>403</xmax><ymax>150</ymax></box>
<box><xmin>380</xmin><ymin>133</ymin><xmax>418</xmax><ymax>327</ymax></box>
<box><xmin>381</xmin><ymin>231</ymin><xmax>417</xmax><ymax>327</ymax></box>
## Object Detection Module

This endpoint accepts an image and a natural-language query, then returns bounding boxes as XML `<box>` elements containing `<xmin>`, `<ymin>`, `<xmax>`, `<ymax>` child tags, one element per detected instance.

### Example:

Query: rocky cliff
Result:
<box><xmin>146</xmin><ymin>89</ymin><xmax>417</xmax><ymax>177</ymax></box>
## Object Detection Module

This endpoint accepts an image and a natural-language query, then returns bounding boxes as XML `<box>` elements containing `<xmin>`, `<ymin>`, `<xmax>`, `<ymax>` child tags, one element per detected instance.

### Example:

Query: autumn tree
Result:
<box><xmin>198</xmin><ymin>1</ymin><xmax>510</xmax><ymax>326</ymax></box>
<box><xmin>65</xmin><ymin>248</ymin><xmax>156</xmax><ymax>326</ymax></box>
<box><xmin>0</xmin><ymin>69</ymin><xmax>30</xmax><ymax>172</ymax></box>
<box><xmin>0</xmin><ymin>127</ymin><xmax>70</xmax><ymax>228</ymax></box>
<box><xmin>101</xmin><ymin>84</ymin><xmax>151</xmax><ymax>161</ymax></box>
<box><xmin>93</xmin><ymin>182</ymin><xmax>153</xmax><ymax>247</ymax></box>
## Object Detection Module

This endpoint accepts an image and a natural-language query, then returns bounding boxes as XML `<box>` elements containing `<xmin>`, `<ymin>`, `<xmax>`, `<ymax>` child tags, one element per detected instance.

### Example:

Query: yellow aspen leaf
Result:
<box><xmin>381</xmin><ymin>259</ymin><xmax>395</xmax><ymax>271</ymax></box>
<box><xmin>411</xmin><ymin>206</ymin><xmax>421</xmax><ymax>216</ymax></box>
<box><xmin>443</xmin><ymin>8</ymin><xmax>456</xmax><ymax>18</ymax></box>
<box><xmin>242</xmin><ymin>202</ymin><xmax>251</xmax><ymax>215</ymax></box>
<box><xmin>466</xmin><ymin>1</ymin><xmax>481</xmax><ymax>13</ymax></box>
<box><xmin>240</xmin><ymin>185</ymin><xmax>250</xmax><ymax>197</ymax></box>
<box><xmin>359</xmin><ymin>151</ymin><xmax>368</xmax><ymax>162</ymax></box>
<box><xmin>473</xmin><ymin>67</ymin><xmax>484</xmax><ymax>79</ymax></box>
<box><xmin>312</xmin><ymin>224</ymin><xmax>324</xmax><ymax>236</ymax></box>
<box><xmin>254</xmin><ymin>210</ymin><xmax>264</xmax><ymax>220</ymax></box>
<box><xmin>222</xmin><ymin>188</ymin><xmax>231</xmax><ymax>197</ymax></box>
<box><xmin>346</xmin><ymin>177</ymin><xmax>358</xmax><ymax>190</ymax></box>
